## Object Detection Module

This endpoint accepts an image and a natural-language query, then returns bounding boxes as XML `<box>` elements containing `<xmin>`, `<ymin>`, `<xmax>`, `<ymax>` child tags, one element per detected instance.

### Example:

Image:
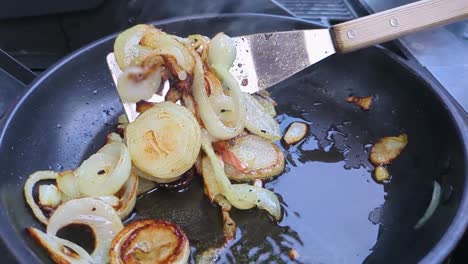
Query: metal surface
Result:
<box><xmin>0</xmin><ymin>14</ymin><xmax>467</xmax><ymax>264</ymax></box>
<box><xmin>230</xmin><ymin>29</ymin><xmax>335</xmax><ymax>93</ymax></box>
<box><xmin>275</xmin><ymin>0</ymin><xmax>355</xmax><ymax>21</ymax></box>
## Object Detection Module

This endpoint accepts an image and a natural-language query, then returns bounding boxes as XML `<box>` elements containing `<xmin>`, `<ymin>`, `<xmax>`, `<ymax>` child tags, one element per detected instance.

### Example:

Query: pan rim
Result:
<box><xmin>0</xmin><ymin>13</ymin><xmax>466</xmax><ymax>264</ymax></box>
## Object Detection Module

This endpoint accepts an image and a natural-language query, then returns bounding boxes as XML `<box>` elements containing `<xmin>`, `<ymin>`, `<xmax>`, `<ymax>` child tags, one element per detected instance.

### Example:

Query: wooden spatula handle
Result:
<box><xmin>332</xmin><ymin>0</ymin><xmax>468</xmax><ymax>53</ymax></box>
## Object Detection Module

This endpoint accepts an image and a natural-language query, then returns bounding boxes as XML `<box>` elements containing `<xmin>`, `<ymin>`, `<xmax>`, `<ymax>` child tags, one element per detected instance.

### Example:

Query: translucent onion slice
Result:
<box><xmin>201</xmin><ymin>137</ymin><xmax>282</xmax><ymax>220</ymax></box>
<box><xmin>126</xmin><ymin>102</ymin><xmax>201</xmax><ymax>182</ymax></box>
<box><xmin>115</xmin><ymin>172</ymin><xmax>138</xmax><ymax>219</ymax></box>
<box><xmin>114</xmin><ymin>24</ymin><xmax>152</xmax><ymax>70</ymax></box>
<box><xmin>76</xmin><ymin>141</ymin><xmax>131</xmax><ymax>197</ymax></box>
<box><xmin>47</xmin><ymin>198</ymin><xmax>124</xmax><ymax>264</ymax></box>
<box><xmin>192</xmin><ymin>47</ymin><xmax>246</xmax><ymax>140</ymax></box>
<box><xmin>208</xmin><ymin>33</ymin><xmax>236</xmax><ymax>71</ymax></box>
<box><xmin>24</xmin><ymin>170</ymin><xmax>58</xmax><ymax>224</ymax></box>
<box><xmin>137</xmin><ymin>176</ymin><xmax>158</xmax><ymax>195</ymax></box>
<box><xmin>117</xmin><ymin>66</ymin><xmax>162</xmax><ymax>103</ymax></box>
<box><xmin>244</xmin><ymin>93</ymin><xmax>281</xmax><ymax>141</ymax></box>
<box><xmin>110</xmin><ymin>219</ymin><xmax>190</xmax><ymax>264</ymax></box>
<box><xmin>414</xmin><ymin>181</ymin><xmax>442</xmax><ymax>229</ymax></box>
<box><xmin>27</xmin><ymin>227</ymin><xmax>93</xmax><ymax>264</ymax></box>
<box><xmin>57</xmin><ymin>170</ymin><xmax>81</xmax><ymax>201</ymax></box>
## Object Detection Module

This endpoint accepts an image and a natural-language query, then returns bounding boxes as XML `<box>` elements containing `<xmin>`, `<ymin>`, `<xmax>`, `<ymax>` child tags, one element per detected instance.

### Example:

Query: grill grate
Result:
<box><xmin>274</xmin><ymin>0</ymin><xmax>355</xmax><ymax>22</ymax></box>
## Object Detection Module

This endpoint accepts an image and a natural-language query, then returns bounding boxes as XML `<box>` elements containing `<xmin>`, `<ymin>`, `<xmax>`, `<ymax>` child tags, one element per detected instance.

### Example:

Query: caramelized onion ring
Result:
<box><xmin>24</xmin><ymin>170</ymin><xmax>58</xmax><ymax>224</ymax></box>
<box><xmin>110</xmin><ymin>219</ymin><xmax>190</xmax><ymax>264</ymax></box>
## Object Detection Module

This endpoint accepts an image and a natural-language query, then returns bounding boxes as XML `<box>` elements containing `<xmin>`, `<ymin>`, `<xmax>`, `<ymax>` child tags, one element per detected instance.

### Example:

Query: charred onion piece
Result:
<box><xmin>110</xmin><ymin>219</ymin><xmax>190</xmax><ymax>264</ymax></box>
<box><xmin>223</xmin><ymin>134</ymin><xmax>285</xmax><ymax>182</ymax></box>
<box><xmin>346</xmin><ymin>95</ymin><xmax>373</xmax><ymax>110</ymax></box>
<box><xmin>126</xmin><ymin>102</ymin><xmax>201</xmax><ymax>183</ymax></box>
<box><xmin>136</xmin><ymin>100</ymin><xmax>156</xmax><ymax>113</ymax></box>
<box><xmin>370</xmin><ymin>134</ymin><xmax>408</xmax><ymax>166</ymax></box>
<box><xmin>283</xmin><ymin>122</ymin><xmax>308</xmax><ymax>145</ymax></box>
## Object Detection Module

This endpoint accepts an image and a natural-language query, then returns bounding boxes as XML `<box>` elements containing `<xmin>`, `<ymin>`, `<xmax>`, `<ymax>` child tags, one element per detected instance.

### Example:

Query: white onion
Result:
<box><xmin>414</xmin><ymin>181</ymin><xmax>441</xmax><ymax>229</ymax></box>
<box><xmin>76</xmin><ymin>141</ymin><xmax>131</xmax><ymax>197</ymax></box>
<box><xmin>117</xmin><ymin>66</ymin><xmax>162</xmax><ymax>103</ymax></box>
<box><xmin>24</xmin><ymin>170</ymin><xmax>58</xmax><ymax>224</ymax></box>
<box><xmin>114</xmin><ymin>24</ymin><xmax>153</xmax><ymax>70</ymax></box>
<box><xmin>126</xmin><ymin>102</ymin><xmax>201</xmax><ymax>182</ymax></box>
<box><xmin>192</xmin><ymin>49</ymin><xmax>246</xmax><ymax>140</ymax></box>
<box><xmin>137</xmin><ymin>176</ymin><xmax>158</xmax><ymax>195</ymax></box>
<box><xmin>47</xmin><ymin>198</ymin><xmax>123</xmax><ymax>264</ymax></box>
<box><xmin>208</xmin><ymin>33</ymin><xmax>236</xmax><ymax>70</ymax></box>
<box><xmin>38</xmin><ymin>184</ymin><xmax>62</xmax><ymax>208</ymax></box>
<box><xmin>201</xmin><ymin>136</ymin><xmax>282</xmax><ymax>220</ymax></box>
<box><xmin>115</xmin><ymin>172</ymin><xmax>138</xmax><ymax>219</ymax></box>
<box><xmin>57</xmin><ymin>170</ymin><xmax>81</xmax><ymax>201</ymax></box>
<box><xmin>243</xmin><ymin>92</ymin><xmax>281</xmax><ymax>141</ymax></box>
<box><xmin>27</xmin><ymin>227</ymin><xmax>93</xmax><ymax>264</ymax></box>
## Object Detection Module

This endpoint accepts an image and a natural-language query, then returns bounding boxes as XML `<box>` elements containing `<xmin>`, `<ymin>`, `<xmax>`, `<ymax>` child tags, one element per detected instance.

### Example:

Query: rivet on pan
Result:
<box><xmin>346</xmin><ymin>29</ymin><xmax>357</xmax><ymax>39</ymax></box>
<box><xmin>389</xmin><ymin>18</ymin><xmax>399</xmax><ymax>27</ymax></box>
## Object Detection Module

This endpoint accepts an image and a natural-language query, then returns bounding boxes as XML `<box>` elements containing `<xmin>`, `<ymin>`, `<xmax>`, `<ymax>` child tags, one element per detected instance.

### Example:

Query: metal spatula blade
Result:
<box><xmin>229</xmin><ymin>29</ymin><xmax>335</xmax><ymax>93</ymax></box>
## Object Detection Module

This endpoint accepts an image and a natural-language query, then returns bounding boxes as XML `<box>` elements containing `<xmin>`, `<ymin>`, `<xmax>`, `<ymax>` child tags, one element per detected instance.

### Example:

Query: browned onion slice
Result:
<box><xmin>110</xmin><ymin>219</ymin><xmax>190</xmax><ymax>264</ymax></box>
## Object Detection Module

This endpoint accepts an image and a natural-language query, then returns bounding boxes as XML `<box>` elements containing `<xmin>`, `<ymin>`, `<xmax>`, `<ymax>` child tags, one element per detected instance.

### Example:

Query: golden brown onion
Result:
<box><xmin>110</xmin><ymin>219</ymin><xmax>190</xmax><ymax>264</ymax></box>
<box><xmin>126</xmin><ymin>102</ymin><xmax>201</xmax><ymax>182</ymax></box>
<box><xmin>370</xmin><ymin>134</ymin><xmax>408</xmax><ymax>166</ymax></box>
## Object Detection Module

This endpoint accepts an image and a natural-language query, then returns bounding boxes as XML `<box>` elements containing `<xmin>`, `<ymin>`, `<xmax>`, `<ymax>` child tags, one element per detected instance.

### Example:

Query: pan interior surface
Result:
<box><xmin>0</xmin><ymin>15</ymin><xmax>466</xmax><ymax>264</ymax></box>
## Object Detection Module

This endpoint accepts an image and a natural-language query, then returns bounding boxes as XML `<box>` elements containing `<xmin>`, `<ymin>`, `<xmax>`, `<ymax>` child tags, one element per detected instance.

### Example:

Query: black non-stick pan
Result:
<box><xmin>0</xmin><ymin>14</ymin><xmax>467</xmax><ymax>264</ymax></box>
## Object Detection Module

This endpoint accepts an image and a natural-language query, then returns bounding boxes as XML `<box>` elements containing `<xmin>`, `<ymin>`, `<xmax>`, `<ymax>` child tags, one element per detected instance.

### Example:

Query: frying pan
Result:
<box><xmin>0</xmin><ymin>14</ymin><xmax>467</xmax><ymax>264</ymax></box>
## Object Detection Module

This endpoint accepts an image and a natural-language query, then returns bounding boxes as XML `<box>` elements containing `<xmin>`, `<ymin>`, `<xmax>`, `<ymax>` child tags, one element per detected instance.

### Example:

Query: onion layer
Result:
<box><xmin>126</xmin><ymin>102</ymin><xmax>201</xmax><ymax>182</ymax></box>
<box><xmin>115</xmin><ymin>172</ymin><xmax>138</xmax><ymax>219</ymax></box>
<box><xmin>110</xmin><ymin>219</ymin><xmax>190</xmax><ymax>264</ymax></box>
<box><xmin>24</xmin><ymin>170</ymin><xmax>58</xmax><ymax>224</ymax></box>
<box><xmin>114</xmin><ymin>24</ymin><xmax>152</xmax><ymax>70</ymax></box>
<box><xmin>47</xmin><ymin>198</ymin><xmax>124</xmax><ymax>264</ymax></box>
<box><xmin>201</xmin><ymin>136</ymin><xmax>282</xmax><ymax>220</ymax></box>
<box><xmin>243</xmin><ymin>93</ymin><xmax>281</xmax><ymax>141</ymax></box>
<box><xmin>57</xmin><ymin>170</ymin><xmax>80</xmax><ymax>201</ymax></box>
<box><xmin>28</xmin><ymin>227</ymin><xmax>93</xmax><ymax>264</ymax></box>
<box><xmin>76</xmin><ymin>141</ymin><xmax>131</xmax><ymax>197</ymax></box>
<box><xmin>117</xmin><ymin>66</ymin><xmax>162</xmax><ymax>103</ymax></box>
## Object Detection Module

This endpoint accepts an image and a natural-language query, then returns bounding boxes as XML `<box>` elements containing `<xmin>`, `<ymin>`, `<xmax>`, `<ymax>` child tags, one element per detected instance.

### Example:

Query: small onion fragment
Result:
<box><xmin>283</xmin><ymin>122</ymin><xmax>308</xmax><ymax>145</ymax></box>
<box><xmin>117</xmin><ymin>66</ymin><xmax>162</xmax><ymax>103</ymax></box>
<box><xmin>370</xmin><ymin>134</ymin><xmax>408</xmax><ymax>166</ymax></box>
<box><xmin>244</xmin><ymin>93</ymin><xmax>281</xmax><ymax>141</ymax></box>
<box><xmin>110</xmin><ymin>219</ymin><xmax>190</xmax><ymax>264</ymax></box>
<box><xmin>126</xmin><ymin>102</ymin><xmax>201</xmax><ymax>182</ymax></box>
<box><xmin>57</xmin><ymin>170</ymin><xmax>81</xmax><ymax>201</ymax></box>
<box><xmin>47</xmin><ymin>198</ymin><xmax>124</xmax><ymax>264</ymax></box>
<box><xmin>38</xmin><ymin>184</ymin><xmax>62</xmax><ymax>208</ymax></box>
<box><xmin>76</xmin><ymin>141</ymin><xmax>131</xmax><ymax>197</ymax></box>
<box><xmin>115</xmin><ymin>172</ymin><xmax>138</xmax><ymax>219</ymax></box>
<box><xmin>24</xmin><ymin>170</ymin><xmax>58</xmax><ymax>224</ymax></box>
<box><xmin>374</xmin><ymin>166</ymin><xmax>390</xmax><ymax>182</ymax></box>
<box><xmin>208</xmin><ymin>33</ymin><xmax>236</xmax><ymax>70</ymax></box>
<box><xmin>346</xmin><ymin>95</ymin><xmax>373</xmax><ymax>111</ymax></box>
<box><xmin>414</xmin><ymin>181</ymin><xmax>442</xmax><ymax>229</ymax></box>
<box><xmin>27</xmin><ymin>227</ymin><xmax>93</xmax><ymax>264</ymax></box>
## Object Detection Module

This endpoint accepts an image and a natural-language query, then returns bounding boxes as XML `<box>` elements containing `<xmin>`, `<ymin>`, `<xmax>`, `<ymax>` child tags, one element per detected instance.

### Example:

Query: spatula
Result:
<box><xmin>107</xmin><ymin>0</ymin><xmax>468</xmax><ymax>121</ymax></box>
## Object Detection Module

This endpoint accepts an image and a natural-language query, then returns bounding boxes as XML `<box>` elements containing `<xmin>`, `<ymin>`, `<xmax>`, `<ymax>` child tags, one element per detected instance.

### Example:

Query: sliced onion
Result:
<box><xmin>126</xmin><ymin>102</ymin><xmax>201</xmax><ymax>182</ymax></box>
<box><xmin>283</xmin><ymin>122</ymin><xmax>308</xmax><ymax>145</ymax></box>
<box><xmin>192</xmin><ymin>47</ymin><xmax>246</xmax><ymax>140</ymax></box>
<box><xmin>244</xmin><ymin>92</ymin><xmax>281</xmax><ymax>141</ymax></box>
<box><xmin>208</xmin><ymin>33</ymin><xmax>236</xmax><ymax>71</ymax></box>
<box><xmin>201</xmin><ymin>136</ymin><xmax>282</xmax><ymax>220</ymax></box>
<box><xmin>24</xmin><ymin>170</ymin><xmax>58</xmax><ymax>224</ymax></box>
<box><xmin>137</xmin><ymin>175</ymin><xmax>158</xmax><ymax>195</ymax></box>
<box><xmin>253</xmin><ymin>94</ymin><xmax>276</xmax><ymax>117</ymax></box>
<box><xmin>370</xmin><ymin>133</ymin><xmax>408</xmax><ymax>166</ymax></box>
<box><xmin>57</xmin><ymin>170</ymin><xmax>81</xmax><ymax>201</ymax></box>
<box><xmin>117</xmin><ymin>66</ymin><xmax>162</xmax><ymax>103</ymax></box>
<box><xmin>76</xmin><ymin>141</ymin><xmax>131</xmax><ymax>197</ymax></box>
<box><xmin>115</xmin><ymin>172</ymin><xmax>138</xmax><ymax>219</ymax></box>
<box><xmin>47</xmin><ymin>198</ymin><xmax>124</xmax><ymax>264</ymax></box>
<box><xmin>110</xmin><ymin>219</ymin><xmax>190</xmax><ymax>264</ymax></box>
<box><xmin>114</xmin><ymin>24</ymin><xmax>153</xmax><ymax>70</ymax></box>
<box><xmin>38</xmin><ymin>184</ymin><xmax>62</xmax><ymax>208</ymax></box>
<box><xmin>414</xmin><ymin>181</ymin><xmax>441</xmax><ymax>229</ymax></box>
<box><xmin>27</xmin><ymin>227</ymin><xmax>93</xmax><ymax>264</ymax></box>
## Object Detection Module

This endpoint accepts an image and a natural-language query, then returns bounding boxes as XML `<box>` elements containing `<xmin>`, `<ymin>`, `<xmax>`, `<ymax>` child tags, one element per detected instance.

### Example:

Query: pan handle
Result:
<box><xmin>0</xmin><ymin>49</ymin><xmax>36</xmax><ymax>121</ymax></box>
<box><xmin>332</xmin><ymin>0</ymin><xmax>468</xmax><ymax>53</ymax></box>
